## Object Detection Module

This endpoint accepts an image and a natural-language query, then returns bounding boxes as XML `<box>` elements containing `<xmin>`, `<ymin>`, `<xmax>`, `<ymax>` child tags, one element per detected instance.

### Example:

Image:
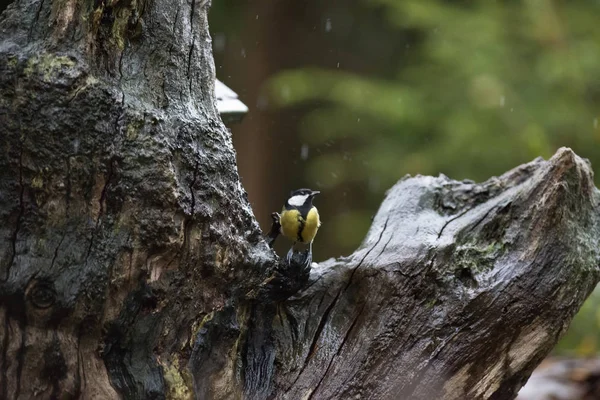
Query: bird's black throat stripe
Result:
<box><xmin>285</xmin><ymin>202</ymin><xmax>310</xmax><ymax>214</ymax></box>
<box><xmin>297</xmin><ymin>215</ymin><xmax>305</xmax><ymax>243</ymax></box>
<box><xmin>285</xmin><ymin>202</ymin><xmax>311</xmax><ymax>244</ymax></box>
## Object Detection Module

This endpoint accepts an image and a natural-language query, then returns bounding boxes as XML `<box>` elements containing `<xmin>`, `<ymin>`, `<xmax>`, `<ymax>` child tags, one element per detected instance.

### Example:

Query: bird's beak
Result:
<box><xmin>311</xmin><ymin>190</ymin><xmax>320</xmax><ymax>197</ymax></box>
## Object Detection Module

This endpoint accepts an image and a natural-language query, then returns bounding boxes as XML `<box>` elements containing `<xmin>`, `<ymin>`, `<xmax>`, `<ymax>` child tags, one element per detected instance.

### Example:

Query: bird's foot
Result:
<box><xmin>286</xmin><ymin>246</ymin><xmax>294</xmax><ymax>265</ymax></box>
<box><xmin>301</xmin><ymin>248</ymin><xmax>313</xmax><ymax>271</ymax></box>
<box><xmin>286</xmin><ymin>245</ymin><xmax>312</xmax><ymax>272</ymax></box>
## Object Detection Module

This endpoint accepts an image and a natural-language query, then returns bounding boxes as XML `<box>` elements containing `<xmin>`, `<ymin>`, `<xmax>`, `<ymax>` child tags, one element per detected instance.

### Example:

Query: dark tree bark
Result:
<box><xmin>0</xmin><ymin>1</ymin><xmax>599</xmax><ymax>400</ymax></box>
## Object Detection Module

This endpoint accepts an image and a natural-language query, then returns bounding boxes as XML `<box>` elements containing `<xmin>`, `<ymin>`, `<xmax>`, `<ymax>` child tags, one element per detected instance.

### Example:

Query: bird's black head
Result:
<box><xmin>286</xmin><ymin>188</ymin><xmax>320</xmax><ymax>208</ymax></box>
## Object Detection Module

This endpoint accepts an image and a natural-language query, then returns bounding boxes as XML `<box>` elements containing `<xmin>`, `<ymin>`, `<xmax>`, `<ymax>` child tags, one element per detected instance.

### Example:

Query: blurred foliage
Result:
<box><xmin>270</xmin><ymin>1</ymin><xmax>600</xmax><ymax>188</ymax></box>
<box><xmin>266</xmin><ymin>1</ymin><xmax>600</xmax><ymax>355</ymax></box>
<box><xmin>556</xmin><ymin>288</ymin><xmax>600</xmax><ymax>356</ymax></box>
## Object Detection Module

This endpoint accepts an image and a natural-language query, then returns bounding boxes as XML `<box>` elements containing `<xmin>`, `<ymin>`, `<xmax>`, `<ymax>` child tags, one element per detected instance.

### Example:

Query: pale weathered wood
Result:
<box><xmin>270</xmin><ymin>148</ymin><xmax>600</xmax><ymax>399</ymax></box>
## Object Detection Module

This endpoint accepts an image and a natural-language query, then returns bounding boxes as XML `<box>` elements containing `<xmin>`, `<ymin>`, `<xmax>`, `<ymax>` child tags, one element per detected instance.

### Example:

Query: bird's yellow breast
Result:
<box><xmin>280</xmin><ymin>207</ymin><xmax>321</xmax><ymax>244</ymax></box>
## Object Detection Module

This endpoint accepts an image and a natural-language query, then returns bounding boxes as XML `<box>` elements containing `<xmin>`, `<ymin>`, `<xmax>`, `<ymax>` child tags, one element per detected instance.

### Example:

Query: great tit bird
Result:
<box><xmin>279</xmin><ymin>188</ymin><xmax>321</xmax><ymax>266</ymax></box>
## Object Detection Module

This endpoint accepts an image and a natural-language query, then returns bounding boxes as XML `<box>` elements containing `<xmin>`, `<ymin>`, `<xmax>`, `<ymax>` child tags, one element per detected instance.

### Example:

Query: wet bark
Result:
<box><xmin>1</xmin><ymin>1</ymin><xmax>599</xmax><ymax>399</ymax></box>
<box><xmin>274</xmin><ymin>149</ymin><xmax>600</xmax><ymax>399</ymax></box>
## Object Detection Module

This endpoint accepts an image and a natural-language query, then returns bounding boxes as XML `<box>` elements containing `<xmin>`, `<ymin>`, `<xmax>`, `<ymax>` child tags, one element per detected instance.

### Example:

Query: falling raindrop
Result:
<box><xmin>500</xmin><ymin>96</ymin><xmax>505</xmax><ymax>107</ymax></box>
<box><xmin>241</xmin><ymin>48</ymin><xmax>246</xmax><ymax>58</ymax></box>
<box><xmin>357</xmin><ymin>118</ymin><xmax>361</xmax><ymax>122</ymax></box>
<box><xmin>256</xmin><ymin>14</ymin><xmax>259</xmax><ymax>20</ymax></box>
<box><xmin>256</xmin><ymin>94</ymin><xmax>269</xmax><ymax>110</ymax></box>
<box><xmin>301</xmin><ymin>144</ymin><xmax>309</xmax><ymax>160</ymax></box>
<box><xmin>325</xmin><ymin>18</ymin><xmax>332</xmax><ymax>32</ymax></box>
<box><xmin>337</xmin><ymin>62</ymin><xmax>340</xmax><ymax>68</ymax></box>
<box><xmin>214</xmin><ymin>33</ymin><xmax>226</xmax><ymax>52</ymax></box>
<box><xmin>368</xmin><ymin>177</ymin><xmax>380</xmax><ymax>192</ymax></box>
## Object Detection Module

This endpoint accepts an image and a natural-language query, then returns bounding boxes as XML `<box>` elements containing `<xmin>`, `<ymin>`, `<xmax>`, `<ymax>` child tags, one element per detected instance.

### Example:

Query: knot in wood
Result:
<box><xmin>29</xmin><ymin>281</ymin><xmax>56</xmax><ymax>309</ymax></box>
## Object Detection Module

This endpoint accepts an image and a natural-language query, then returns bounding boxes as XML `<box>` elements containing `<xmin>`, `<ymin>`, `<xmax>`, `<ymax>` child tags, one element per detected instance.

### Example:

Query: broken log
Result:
<box><xmin>0</xmin><ymin>0</ymin><xmax>598</xmax><ymax>398</ymax></box>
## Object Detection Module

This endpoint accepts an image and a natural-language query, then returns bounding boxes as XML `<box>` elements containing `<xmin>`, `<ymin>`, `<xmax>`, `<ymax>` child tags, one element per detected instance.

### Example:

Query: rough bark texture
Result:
<box><xmin>0</xmin><ymin>0</ymin><xmax>274</xmax><ymax>398</ymax></box>
<box><xmin>273</xmin><ymin>149</ymin><xmax>600</xmax><ymax>399</ymax></box>
<box><xmin>1</xmin><ymin>1</ymin><xmax>599</xmax><ymax>400</ymax></box>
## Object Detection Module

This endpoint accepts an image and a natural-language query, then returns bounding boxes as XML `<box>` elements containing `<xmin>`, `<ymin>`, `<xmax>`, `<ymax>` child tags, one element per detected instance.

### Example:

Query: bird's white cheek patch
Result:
<box><xmin>288</xmin><ymin>194</ymin><xmax>309</xmax><ymax>206</ymax></box>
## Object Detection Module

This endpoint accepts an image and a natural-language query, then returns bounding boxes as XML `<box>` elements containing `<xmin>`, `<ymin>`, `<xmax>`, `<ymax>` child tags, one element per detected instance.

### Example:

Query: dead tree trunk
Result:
<box><xmin>0</xmin><ymin>1</ymin><xmax>599</xmax><ymax>399</ymax></box>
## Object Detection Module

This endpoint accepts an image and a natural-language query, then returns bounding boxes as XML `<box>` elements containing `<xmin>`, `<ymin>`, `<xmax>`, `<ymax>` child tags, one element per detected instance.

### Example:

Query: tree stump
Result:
<box><xmin>0</xmin><ymin>0</ymin><xmax>598</xmax><ymax>399</ymax></box>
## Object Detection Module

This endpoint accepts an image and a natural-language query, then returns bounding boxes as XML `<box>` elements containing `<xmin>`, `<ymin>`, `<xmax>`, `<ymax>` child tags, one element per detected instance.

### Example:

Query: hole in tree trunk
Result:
<box><xmin>0</xmin><ymin>0</ymin><xmax>13</xmax><ymax>15</ymax></box>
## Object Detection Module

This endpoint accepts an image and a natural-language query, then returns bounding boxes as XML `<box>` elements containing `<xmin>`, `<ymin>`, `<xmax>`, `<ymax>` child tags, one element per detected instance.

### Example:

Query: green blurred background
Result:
<box><xmin>210</xmin><ymin>1</ymin><xmax>600</xmax><ymax>355</ymax></box>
